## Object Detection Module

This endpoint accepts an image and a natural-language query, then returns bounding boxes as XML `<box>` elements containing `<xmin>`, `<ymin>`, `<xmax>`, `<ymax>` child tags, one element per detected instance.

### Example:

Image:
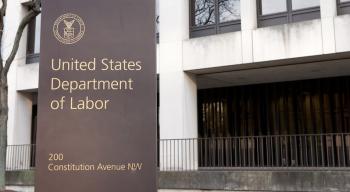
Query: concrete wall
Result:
<box><xmin>158</xmin><ymin>0</ymin><xmax>198</xmax><ymax>171</ymax></box>
<box><xmin>6</xmin><ymin>171</ymin><xmax>34</xmax><ymax>186</ymax></box>
<box><xmin>4</xmin><ymin>0</ymin><xmax>34</xmax><ymax>146</ymax></box>
<box><xmin>6</xmin><ymin>170</ymin><xmax>350</xmax><ymax>192</ymax></box>
<box><xmin>6</xmin><ymin>186</ymin><xmax>34</xmax><ymax>192</ymax></box>
<box><xmin>16</xmin><ymin>63</ymin><xmax>39</xmax><ymax>91</ymax></box>
<box><xmin>159</xmin><ymin>171</ymin><xmax>350</xmax><ymax>192</ymax></box>
<box><xmin>335</xmin><ymin>14</ymin><xmax>350</xmax><ymax>52</ymax></box>
<box><xmin>158</xmin><ymin>0</ymin><xmax>197</xmax><ymax>141</ymax></box>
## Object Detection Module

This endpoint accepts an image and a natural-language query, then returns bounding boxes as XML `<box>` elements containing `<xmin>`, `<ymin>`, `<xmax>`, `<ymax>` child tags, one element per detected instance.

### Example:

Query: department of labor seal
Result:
<box><xmin>53</xmin><ymin>13</ymin><xmax>85</xmax><ymax>45</ymax></box>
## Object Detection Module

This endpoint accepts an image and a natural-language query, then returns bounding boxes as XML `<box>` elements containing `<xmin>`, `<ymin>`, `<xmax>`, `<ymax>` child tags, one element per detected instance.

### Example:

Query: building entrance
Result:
<box><xmin>197</xmin><ymin>76</ymin><xmax>350</xmax><ymax>168</ymax></box>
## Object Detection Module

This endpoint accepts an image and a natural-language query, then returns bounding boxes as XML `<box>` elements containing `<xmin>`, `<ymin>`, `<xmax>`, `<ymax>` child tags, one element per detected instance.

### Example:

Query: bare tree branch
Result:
<box><xmin>0</xmin><ymin>0</ymin><xmax>7</xmax><ymax>16</ymax></box>
<box><xmin>3</xmin><ymin>0</ymin><xmax>41</xmax><ymax>77</ymax></box>
<box><xmin>0</xmin><ymin>1</ymin><xmax>7</xmax><ymax>189</ymax></box>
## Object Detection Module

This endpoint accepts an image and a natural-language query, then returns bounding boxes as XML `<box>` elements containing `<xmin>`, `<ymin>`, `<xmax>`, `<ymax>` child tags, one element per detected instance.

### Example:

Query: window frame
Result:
<box><xmin>337</xmin><ymin>0</ymin><xmax>350</xmax><ymax>15</ymax></box>
<box><xmin>26</xmin><ymin>13</ymin><xmax>40</xmax><ymax>64</ymax></box>
<box><xmin>190</xmin><ymin>0</ymin><xmax>241</xmax><ymax>38</ymax></box>
<box><xmin>257</xmin><ymin>0</ymin><xmax>321</xmax><ymax>28</ymax></box>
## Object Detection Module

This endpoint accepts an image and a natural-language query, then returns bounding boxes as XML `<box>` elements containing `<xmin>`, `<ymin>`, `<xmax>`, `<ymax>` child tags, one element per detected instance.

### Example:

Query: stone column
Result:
<box><xmin>320</xmin><ymin>0</ymin><xmax>337</xmax><ymax>54</ymax></box>
<box><xmin>158</xmin><ymin>0</ymin><xmax>198</xmax><ymax>171</ymax></box>
<box><xmin>241</xmin><ymin>0</ymin><xmax>258</xmax><ymax>63</ymax></box>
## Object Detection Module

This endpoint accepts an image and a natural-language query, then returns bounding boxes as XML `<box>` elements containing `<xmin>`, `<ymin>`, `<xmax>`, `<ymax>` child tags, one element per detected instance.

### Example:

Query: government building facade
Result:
<box><xmin>4</xmin><ymin>0</ymin><xmax>350</xmax><ymax>191</ymax></box>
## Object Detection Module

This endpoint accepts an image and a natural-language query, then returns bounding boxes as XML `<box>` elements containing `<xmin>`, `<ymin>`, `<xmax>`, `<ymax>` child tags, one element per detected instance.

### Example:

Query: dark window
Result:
<box><xmin>190</xmin><ymin>0</ymin><xmax>241</xmax><ymax>38</ymax></box>
<box><xmin>257</xmin><ymin>0</ymin><xmax>320</xmax><ymax>28</ymax></box>
<box><xmin>30</xmin><ymin>93</ymin><xmax>38</xmax><ymax>168</ymax></box>
<box><xmin>198</xmin><ymin>76</ymin><xmax>350</xmax><ymax>168</ymax></box>
<box><xmin>198</xmin><ymin>76</ymin><xmax>350</xmax><ymax>138</ymax></box>
<box><xmin>338</xmin><ymin>0</ymin><xmax>350</xmax><ymax>15</ymax></box>
<box><xmin>26</xmin><ymin>14</ymin><xmax>41</xmax><ymax>64</ymax></box>
<box><xmin>31</xmin><ymin>104</ymin><xmax>37</xmax><ymax>146</ymax></box>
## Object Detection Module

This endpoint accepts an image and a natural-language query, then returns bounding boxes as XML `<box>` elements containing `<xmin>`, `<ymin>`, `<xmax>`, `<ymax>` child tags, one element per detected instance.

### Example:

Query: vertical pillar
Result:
<box><xmin>8</xmin><ymin>93</ymin><xmax>33</xmax><ymax>145</ymax></box>
<box><xmin>241</xmin><ymin>0</ymin><xmax>257</xmax><ymax>63</ymax></box>
<box><xmin>159</xmin><ymin>0</ymin><xmax>198</xmax><ymax>171</ymax></box>
<box><xmin>5</xmin><ymin>0</ymin><xmax>33</xmax><ymax>171</ymax></box>
<box><xmin>5</xmin><ymin>0</ymin><xmax>32</xmax><ymax>146</ymax></box>
<box><xmin>320</xmin><ymin>0</ymin><xmax>337</xmax><ymax>54</ymax></box>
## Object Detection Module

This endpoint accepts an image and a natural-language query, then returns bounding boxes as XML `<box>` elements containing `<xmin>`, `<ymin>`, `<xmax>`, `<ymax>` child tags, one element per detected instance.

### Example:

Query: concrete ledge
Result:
<box><xmin>6</xmin><ymin>170</ymin><xmax>350</xmax><ymax>191</ymax></box>
<box><xmin>6</xmin><ymin>171</ymin><xmax>35</xmax><ymax>186</ymax></box>
<box><xmin>159</xmin><ymin>171</ymin><xmax>350</xmax><ymax>192</ymax></box>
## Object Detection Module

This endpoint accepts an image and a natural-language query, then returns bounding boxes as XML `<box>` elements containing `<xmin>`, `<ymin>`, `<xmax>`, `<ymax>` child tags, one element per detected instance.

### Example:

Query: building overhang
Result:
<box><xmin>193</xmin><ymin>52</ymin><xmax>350</xmax><ymax>89</ymax></box>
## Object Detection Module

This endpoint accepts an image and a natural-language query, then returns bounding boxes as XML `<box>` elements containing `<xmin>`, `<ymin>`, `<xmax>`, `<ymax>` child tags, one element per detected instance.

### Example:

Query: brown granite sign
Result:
<box><xmin>36</xmin><ymin>0</ymin><xmax>156</xmax><ymax>191</ymax></box>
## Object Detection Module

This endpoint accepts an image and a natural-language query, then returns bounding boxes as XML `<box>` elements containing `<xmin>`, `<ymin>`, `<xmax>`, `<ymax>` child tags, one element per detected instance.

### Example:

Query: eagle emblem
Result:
<box><xmin>53</xmin><ymin>13</ymin><xmax>85</xmax><ymax>44</ymax></box>
<box><xmin>63</xmin><ymin>20</ymin><xmax>76</xmax><ymax>39</ymax></box>
<box><xmin>64</xmin><ymin>20</ymin><xmax>75</xmax><ymax>29</ymax></box>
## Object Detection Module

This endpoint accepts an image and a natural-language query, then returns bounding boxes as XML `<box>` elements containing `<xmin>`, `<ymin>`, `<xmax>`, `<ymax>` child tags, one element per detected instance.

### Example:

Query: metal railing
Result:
<box><xmin>6</xmin><ymin>144</ymin><xmax>36</xmax><ymax>171</ymax></box>
<box><xmin>5</xmin><ymin>133</ymin><xmax>350</xmax><ymax>171</ymax></box>
<box><xmin>159</xmin><ymin>133</ymin><xmax>350</xmax><ymax>171</ymax></box>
